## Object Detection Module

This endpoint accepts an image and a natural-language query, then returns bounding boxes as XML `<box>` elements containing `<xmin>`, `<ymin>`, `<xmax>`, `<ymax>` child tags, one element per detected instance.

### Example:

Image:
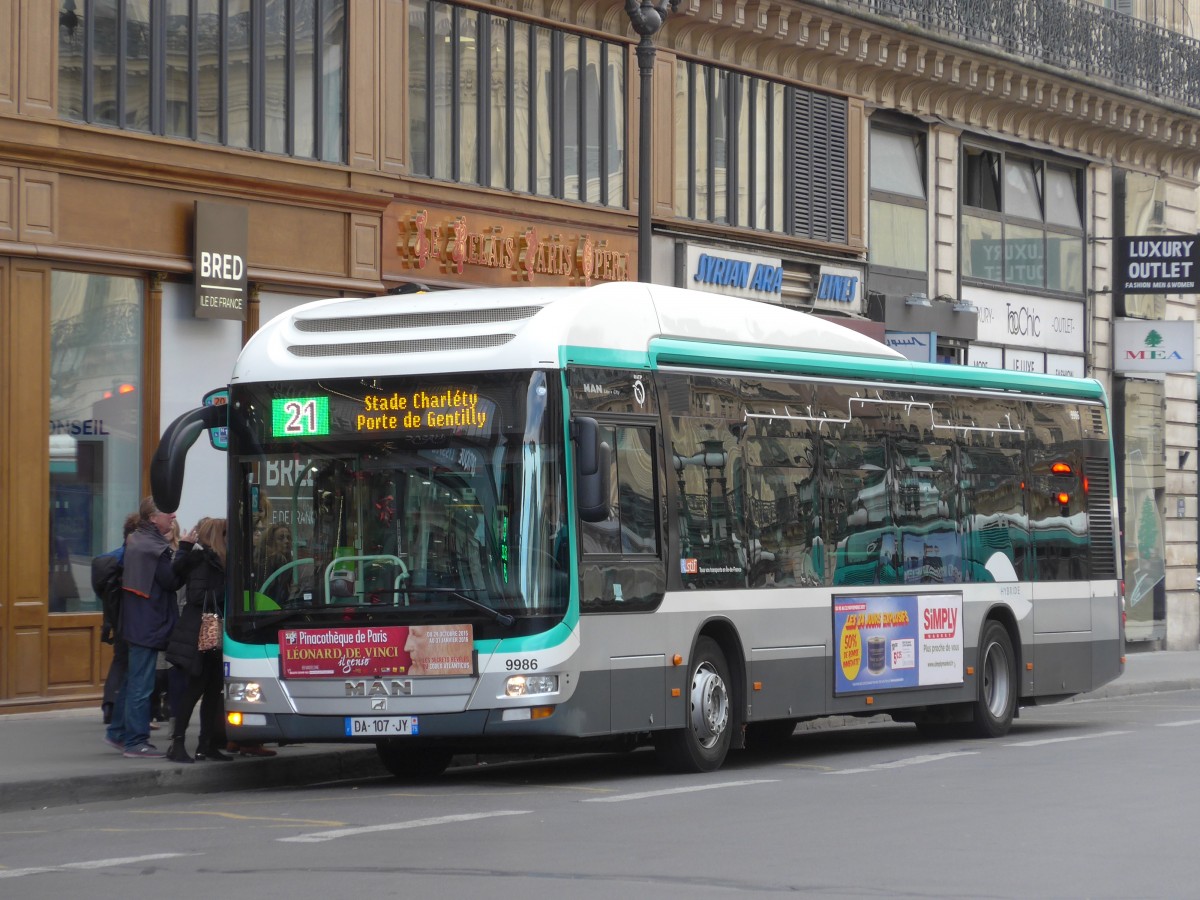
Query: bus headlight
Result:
<box><xmin>226</xmin><ymin>681</ymin><xmax>263</xmax><ymax>703</ymax></box>
<box><xmin>505</xmin><ymin>674</ymin><xmax>558</xmax><ymax>697</ymax></box>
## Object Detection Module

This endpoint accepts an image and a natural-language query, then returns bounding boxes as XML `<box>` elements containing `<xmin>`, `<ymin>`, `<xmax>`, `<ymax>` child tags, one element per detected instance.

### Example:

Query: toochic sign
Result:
<box><xmin>964</xmin><ymin>288</ymin><xmax>1084</xmax><ymax>353</ymax></box>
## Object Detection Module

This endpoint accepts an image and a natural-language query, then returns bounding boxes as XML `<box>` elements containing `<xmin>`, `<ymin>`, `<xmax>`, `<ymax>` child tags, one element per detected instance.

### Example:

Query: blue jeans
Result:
<box><xmin>109</xmin><ymin>644</ymin><xmax>159</xmax><ymax>751</ymax></box>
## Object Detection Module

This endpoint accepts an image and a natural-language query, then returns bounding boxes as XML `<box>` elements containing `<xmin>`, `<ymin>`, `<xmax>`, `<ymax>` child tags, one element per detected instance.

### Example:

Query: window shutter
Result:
<box><xmin>790</xmin><ymin>88</ymin><xmax>848</xmax><ymax>244</ymax></box>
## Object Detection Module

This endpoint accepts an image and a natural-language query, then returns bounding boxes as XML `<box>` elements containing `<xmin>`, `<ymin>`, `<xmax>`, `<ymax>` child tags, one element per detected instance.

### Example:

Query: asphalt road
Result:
<box><xmin>3</xmin><ymin>687</ymin><xmax>1198</xmax><ymax>899</ymax></box>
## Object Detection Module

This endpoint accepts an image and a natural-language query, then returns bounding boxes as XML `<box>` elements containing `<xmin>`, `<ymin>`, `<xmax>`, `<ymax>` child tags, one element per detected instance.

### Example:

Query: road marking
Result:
<box><xmin>278</xmin><ymin>810</ymin><xmax>531</xmax><ymax>843</ymax></box>
<box><xmin>135</xmin><ymin>810</ymin><xmax>345</xmax><ymax>826</ymax></box>
<box><xmin>783</xmin><ymin>763</ymin><xmax>836</xmax><ymax>772</ymax></box>
<box><xmin>1006</xmin><ymin>730</ymin><xmax>1129</xmax><ymax>747</ymax></box>
<box><xmin>1158</xmin><ymin>719</ymin><xmax>1200</xmax><ymax>728</ymax></box>
<box><xmin>581</xmin><ymin>779</ymin><xmax>777</xmax><ymax>803</ymax></box>
<box><xmin>0</xmin><ymin>853</ymin><xmax>195</xmax><ymax>879</ymax></box>
<box><xmin>829</xmin><ymin>752</ymin><xmax>978</xmax><ymax>775</ymax></box>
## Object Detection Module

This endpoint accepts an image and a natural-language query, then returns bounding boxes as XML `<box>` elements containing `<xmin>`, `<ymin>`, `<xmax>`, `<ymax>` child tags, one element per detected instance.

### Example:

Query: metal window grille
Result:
<box><xmin>409</xmin><ymin>0</ymin><xmax>626</xmax><ymax>209</ymax></box>
<box><xmin>675</xmin><ymin>59</ymin><xmax>847</xmax><ymax>242</ymax></box>
<box><xmin>56</xmin><ymin>0</ymin><xmax>347</xmax><ymax>163</ymax></box>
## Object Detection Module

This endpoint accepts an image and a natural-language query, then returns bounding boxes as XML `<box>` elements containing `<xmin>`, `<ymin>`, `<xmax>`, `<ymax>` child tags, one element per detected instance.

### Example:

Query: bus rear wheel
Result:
<box><xmin>970</xmin><ymin>621</ymin><xmax>1016</xmax><ymax>738</ymax></box>
<box><xmin>376</xmin><ymin>742</ymin><xmax>453</xmax><ymax>779</ymax></box>
<box><xmin>654</xmin><ymin>637</ymin><xmax>732</xmax><ymax>773</ymax></box>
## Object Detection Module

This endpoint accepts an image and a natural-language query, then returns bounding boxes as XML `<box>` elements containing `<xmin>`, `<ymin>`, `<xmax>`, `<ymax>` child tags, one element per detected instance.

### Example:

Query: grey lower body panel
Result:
<box><xmin>229</xmin><ymin>669</ymin><xmax>625</xmax><ymax>748</ymax></box>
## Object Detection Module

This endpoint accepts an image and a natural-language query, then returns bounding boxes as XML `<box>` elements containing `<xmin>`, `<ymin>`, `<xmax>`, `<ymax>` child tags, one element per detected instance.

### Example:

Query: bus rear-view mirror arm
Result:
<box><xmin>572</xmin><ymin>416</ymin><xmax>610</xmax><ymax>523</ymax></box>
<box><xmin>151</xmin><ymin>403</ymin><xmax>228</xmax><ymax>514</ymax></box>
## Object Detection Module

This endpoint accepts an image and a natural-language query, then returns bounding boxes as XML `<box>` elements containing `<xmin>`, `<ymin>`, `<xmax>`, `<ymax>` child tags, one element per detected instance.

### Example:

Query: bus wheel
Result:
<box><xmin>654</xmin><ymin>637</ymin><xmax>732</xmax><ymax>772</ymax></box>
<box><xmin>970</xmin><ymin>621</ymin><xmax>1016</xmax><ymax>738</ymax></box>
<box><xmin>376</xmin><ymin>742</ymin><xmax>453</xmax><ymax>779</ymax></box>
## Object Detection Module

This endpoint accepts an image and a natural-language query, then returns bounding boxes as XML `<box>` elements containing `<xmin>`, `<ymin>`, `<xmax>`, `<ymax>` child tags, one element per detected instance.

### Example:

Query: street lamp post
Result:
<box><xmin>625</xmin><ymin>0</ymin><xmax>680</xmax><ymax>283</ymax></box>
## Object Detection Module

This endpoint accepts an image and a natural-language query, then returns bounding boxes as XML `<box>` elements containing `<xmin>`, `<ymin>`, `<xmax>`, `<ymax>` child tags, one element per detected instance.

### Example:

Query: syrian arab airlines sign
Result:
<box><xmin>1113</xmin><ymin>319</ymin><xmax>1195</xmax><ymax>373</ymax></box>
<box><xmin>1116</xmin><ymin>236</ymin><xmax>1200</xmax><ymax>294</ymax></box>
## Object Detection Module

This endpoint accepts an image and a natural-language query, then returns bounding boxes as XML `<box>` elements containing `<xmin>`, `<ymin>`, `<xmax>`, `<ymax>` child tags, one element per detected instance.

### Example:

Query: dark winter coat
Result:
<box><xmin>120</xmin><ymin>525</ymin><xmax>183</xmax><ymax>650</ymax></box>
<box><xmin>166</xmin><ymin>541</ymin><xmax>225</xmax><ymax>677</ymax></box>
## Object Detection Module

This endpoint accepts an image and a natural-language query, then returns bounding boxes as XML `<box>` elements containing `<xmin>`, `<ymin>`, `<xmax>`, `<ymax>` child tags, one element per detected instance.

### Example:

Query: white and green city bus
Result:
<box><xmin>152</xmin><ymin>282</ymin><xmax>1124</xmax><ymax>776</ymax></box>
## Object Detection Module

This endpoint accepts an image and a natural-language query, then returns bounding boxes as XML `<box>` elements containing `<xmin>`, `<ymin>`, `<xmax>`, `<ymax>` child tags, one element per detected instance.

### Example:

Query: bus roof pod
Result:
<box><xmin>235</xmin><ymin>283</ymin><xmax>902</xmax><ymax>383</ymax></box>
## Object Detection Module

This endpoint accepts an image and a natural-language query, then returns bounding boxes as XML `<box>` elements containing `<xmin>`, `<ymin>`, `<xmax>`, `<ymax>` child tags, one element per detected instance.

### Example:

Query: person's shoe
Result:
<box><xmin>230</xmin><ymin>742</ymin><xmax>277</xmax><ymax>757</ymax></box>
<box><xmin>149</xmin><ymin>721</ymin><xmax>161</xmax><ymax>731</ymax></box>
<box><xmin>103</xmin><ymin>735</ymin><xmax>123</xmax><ymax>752</ymax></box>
<box><xmin>166</xmin><ymin>738</ymin><xmax>193</xmax><ymax>764</ymax></box>
<box><xmin>195</xmin><ymin>747</ymin><xmax>234</xmax><ymax>762</ymax></box>
<box><xmin>123</xmin><ymin>743</ymin><xmax>166</xmax><ymax>759</ymax></box>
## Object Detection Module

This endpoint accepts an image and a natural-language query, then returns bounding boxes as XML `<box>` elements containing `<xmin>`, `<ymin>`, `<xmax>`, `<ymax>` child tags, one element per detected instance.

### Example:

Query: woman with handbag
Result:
<box><xmin>165</xmin><ymin>517</ymin><xmax>232</xmax><ymax>763</ymax></box>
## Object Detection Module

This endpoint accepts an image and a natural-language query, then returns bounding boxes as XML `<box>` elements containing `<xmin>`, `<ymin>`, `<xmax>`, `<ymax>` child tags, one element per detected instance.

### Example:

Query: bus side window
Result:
<box><xmin>580</xmin><ymin>424</ymin><xmax>659</xmax><ymax>556</ymax></box>
<box><xmin>580</xmin><ymin>425</ymin><xmax>620</xmax><ymax>554</ymax></box>
<box><xmin>616</xmin><ymin>426</ymin><xmax>658</xmax><ymax>554</ymax></box>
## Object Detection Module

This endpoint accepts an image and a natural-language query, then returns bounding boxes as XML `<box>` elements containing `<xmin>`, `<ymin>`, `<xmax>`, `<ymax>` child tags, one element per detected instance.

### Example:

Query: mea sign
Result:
<box><xmin>193</xmin><ymin>201</ymin><xmax>249</xmax><ymax>320</ymax></box>
<box><xmin>1113</xmin><ymin>319</ymin><xmax>1195</xmax><ymax>373</ymax></box>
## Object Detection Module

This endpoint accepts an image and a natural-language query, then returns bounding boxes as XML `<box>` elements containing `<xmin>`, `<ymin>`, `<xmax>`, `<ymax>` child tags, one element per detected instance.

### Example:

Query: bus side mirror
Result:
<box><xmin>151</xmin><ymin>404</ymin><xmax>227</xmax><ymax>513</ymax></box>
<box><xmin>572</xmin><ymin>416</ymin><xmax>610</xmax><ymax>523</ymax></box>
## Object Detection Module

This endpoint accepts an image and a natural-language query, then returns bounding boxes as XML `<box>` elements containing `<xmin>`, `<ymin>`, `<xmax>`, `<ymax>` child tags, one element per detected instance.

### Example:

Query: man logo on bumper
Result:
<box><xmin>346</xmin><ymin>680</ymin><xmax>413</xmax><ymax>697</ymax></box>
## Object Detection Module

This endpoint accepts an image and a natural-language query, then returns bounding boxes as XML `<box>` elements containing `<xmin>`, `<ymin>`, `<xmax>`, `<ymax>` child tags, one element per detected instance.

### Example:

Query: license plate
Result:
<box><xmin>344</xmin><ymin>716</ymin><xmax>418</xmax><ymax>737</ymax></box>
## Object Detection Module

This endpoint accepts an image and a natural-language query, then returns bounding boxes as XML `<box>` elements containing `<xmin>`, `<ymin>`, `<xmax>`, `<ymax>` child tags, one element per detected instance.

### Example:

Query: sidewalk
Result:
<box><xmin>2</xmin><ymin>648</ymin><xmax>1197</xmax><ymax>813</ymax></box>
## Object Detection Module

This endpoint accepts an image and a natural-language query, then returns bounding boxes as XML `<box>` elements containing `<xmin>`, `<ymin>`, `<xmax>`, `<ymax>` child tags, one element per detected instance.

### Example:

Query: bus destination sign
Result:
<box><xmin>270</xmin><ymin>385</ymin><xmax>494</xmax><ymax>440</ymax></box>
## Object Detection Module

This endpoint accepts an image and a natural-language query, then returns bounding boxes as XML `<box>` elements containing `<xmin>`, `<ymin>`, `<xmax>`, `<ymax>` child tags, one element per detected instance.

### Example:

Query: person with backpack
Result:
<box><xmin>94</xmin><ymin>512</ymin><xmax>139</xmax><ymax>726</ymax></box>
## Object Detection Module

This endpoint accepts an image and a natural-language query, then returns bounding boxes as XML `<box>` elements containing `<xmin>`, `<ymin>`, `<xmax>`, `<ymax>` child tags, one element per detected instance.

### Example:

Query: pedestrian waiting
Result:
<box><xmin>103</xmin><ymin>498</ymin><xmax>188</xmax><ymax>759</ymax></box>
<box><xmin>165</xmin><ymin>517</ymin><xmax>232</xmax><ymax>763</ymax></box>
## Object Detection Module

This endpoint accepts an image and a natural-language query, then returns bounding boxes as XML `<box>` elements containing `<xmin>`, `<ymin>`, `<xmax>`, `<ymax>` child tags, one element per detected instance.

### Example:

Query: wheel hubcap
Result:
<box><xmin>689</xmin><ymin>662</ymin><xmax>729</xmax><ymax>748</ymax></box>
<box><xmin>981</xmin><ymin>641</ymin><xmax>1010</xmax><ymax>719</ymax></box>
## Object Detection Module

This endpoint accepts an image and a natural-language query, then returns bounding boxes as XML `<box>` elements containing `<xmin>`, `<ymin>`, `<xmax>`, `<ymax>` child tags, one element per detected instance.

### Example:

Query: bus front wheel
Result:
<box><xmin>376</xmin><ymin>742</ymin><xmax>453</xmax><ymax>779</ymax></box>
<box><xmin>654</xmin><ymin>636</ymin><xmax>733</xmax><ymax>773</ymax></box>
<box><xmin>970</xmin><ymin>621</ymin><xmax>1016</xmax><ymax>738</ymax></box>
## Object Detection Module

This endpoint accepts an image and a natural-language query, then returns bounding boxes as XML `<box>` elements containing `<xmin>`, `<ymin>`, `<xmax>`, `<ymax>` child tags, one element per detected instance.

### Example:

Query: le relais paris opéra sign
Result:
<box><xmin>383</xmin><ymin>202</ymin><xmax>634</xmax><ymax>287</ymax></box>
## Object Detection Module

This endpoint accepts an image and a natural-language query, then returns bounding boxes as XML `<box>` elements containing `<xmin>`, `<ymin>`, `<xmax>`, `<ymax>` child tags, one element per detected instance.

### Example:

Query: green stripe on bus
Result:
<box><xmin>560</xmin><ymin>346</ymin><xmax>652</xmax><ymax>368</ymax></box>
<box><xmin>647</xmin><ymin>338</ymin><xmax>1106</xmax><ymax>400</ymax></box>
<box><xmin>475</xmin><ymin>621</ymin><xmax>577</xmax><ymax>655</ymax></box>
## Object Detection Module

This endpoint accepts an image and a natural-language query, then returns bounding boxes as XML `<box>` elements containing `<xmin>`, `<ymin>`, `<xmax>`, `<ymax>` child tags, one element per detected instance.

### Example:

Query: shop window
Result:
<box><xmin>58</xmin><ymin>0</ymin><xmax>347</xmax><ymax>163</ymax></box>
<box><xmin>49</xmin><ymin>273</ymin><xmax>145</xmax><ymax>614</ymax></box>
<box><xmin>961</xmin><ymin>144</ymin><xmax>1085</xmax><ymax>296</ymax></box>
<box><xmin>409</xmin><ymin>0</ymin><xmax>626</xmax><ymax>208</ymax></box>
<box><xmin>1118</xmin><ymin>170</ymin><xmax>1168</xmax><ymax>319</ymax></box>
<box><xmin>1117</xmin><ymin>379</ymin><xmax>1166</xmax><ymax>641</ymax></box>
<box><xmin>869</xmin><ymin>126</ymin><xmax>928</xmax><ymax>273</ymax></box>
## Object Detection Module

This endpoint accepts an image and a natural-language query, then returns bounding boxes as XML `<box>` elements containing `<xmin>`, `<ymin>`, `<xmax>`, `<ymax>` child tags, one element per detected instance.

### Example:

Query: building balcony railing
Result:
<box><xmin>826</xmin><ymin>0</ymin><xmax>1200</xmax><ymax>111</ymax></box>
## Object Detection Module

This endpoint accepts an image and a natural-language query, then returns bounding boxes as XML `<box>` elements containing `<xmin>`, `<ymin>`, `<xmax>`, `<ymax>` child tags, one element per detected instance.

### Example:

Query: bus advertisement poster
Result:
<box><xmin>833</xmin><ymin>593</ymin><xmax>963</xmax><ymax>694</ymax></box>
<box><xmin>279</xmin><ymin>624</ymin><xmax>474</xmax><ymax>679</ymax></box>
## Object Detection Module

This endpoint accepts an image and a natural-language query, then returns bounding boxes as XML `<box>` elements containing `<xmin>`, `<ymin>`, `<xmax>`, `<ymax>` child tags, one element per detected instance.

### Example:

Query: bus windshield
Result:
<box><xmin>227</xmin><ymin>370</ymin><xmax>566</xmax><ymax>641</ymax></box>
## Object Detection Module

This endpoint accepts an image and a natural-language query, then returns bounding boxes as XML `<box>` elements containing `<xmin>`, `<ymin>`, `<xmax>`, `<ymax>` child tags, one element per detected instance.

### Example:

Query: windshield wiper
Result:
<box><xmin>406</xmin><ymin>586</ymin><xmax>516</xmax><ymax>626</ymax></box>
<box><xmin>247</xmin><ymin>606</ymin><xmax>360</xmax><ymax>631</ymax></box>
